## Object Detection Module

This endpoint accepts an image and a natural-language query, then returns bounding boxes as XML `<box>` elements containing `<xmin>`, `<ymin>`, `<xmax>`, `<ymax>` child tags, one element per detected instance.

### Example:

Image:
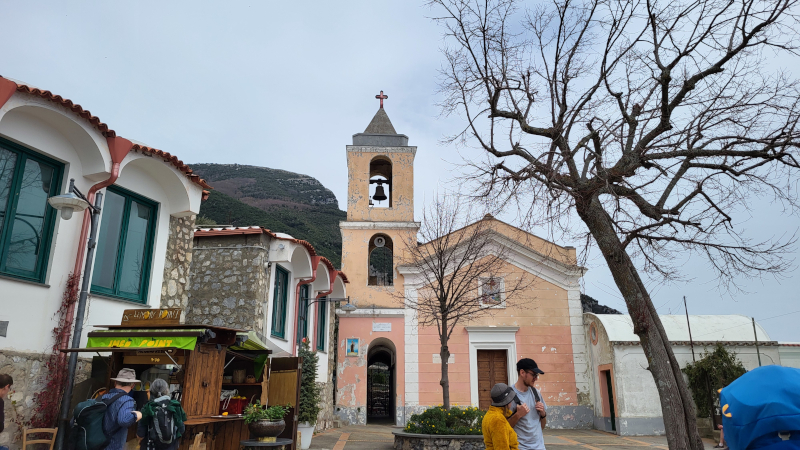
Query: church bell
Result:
<box><xmin>372</xmin><ymin>182</ymin><xmax>388</xmax><ymax>202</ymax></box>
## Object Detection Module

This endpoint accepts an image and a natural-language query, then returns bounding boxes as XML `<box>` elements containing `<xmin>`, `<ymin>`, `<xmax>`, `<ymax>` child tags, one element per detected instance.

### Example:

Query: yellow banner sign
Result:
<box><xmin>86</xmin><ymin>335</ymin><xmax>197</xmax><ymax>350</ymax></box>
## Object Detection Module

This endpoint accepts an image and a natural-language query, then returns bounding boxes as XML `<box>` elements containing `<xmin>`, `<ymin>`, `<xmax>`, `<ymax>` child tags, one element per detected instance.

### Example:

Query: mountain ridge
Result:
<box><xmin>191</xmin><ymin>163</ymin><xmax>345</xmax><ymax>267</ymax></box>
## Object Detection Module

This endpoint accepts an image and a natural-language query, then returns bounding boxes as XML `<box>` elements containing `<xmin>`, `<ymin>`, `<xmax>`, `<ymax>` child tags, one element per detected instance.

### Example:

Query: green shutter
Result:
<box><xmin>0</xmin><ymin>137</ymin><xmax>63</xmax><ymax>283</ymax></box>
<box><xmin>90</xmin><ymin>185</ymin><xmax>157</xmax><ymax>304</ymax></box>
<box><xmin>297</xmin><ymin>284</ymin><xmax>309</xmax><ymax>344</ymax></box>
<box><xmin>316</xmin><ymin>297</ymin><xmax>327</xmax><ymax>352</ymax></box>
<box><xmin>271</xmin><ymin>265</ymin><xmax>289</xmax><ymax>338</ymax></box>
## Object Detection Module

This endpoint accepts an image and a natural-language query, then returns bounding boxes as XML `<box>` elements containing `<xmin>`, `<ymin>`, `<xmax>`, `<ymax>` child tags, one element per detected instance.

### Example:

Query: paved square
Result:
<box><xmin>309</xmin><ymin>426</ymin><xmax>720</xmax><ymax>450</ymax></box>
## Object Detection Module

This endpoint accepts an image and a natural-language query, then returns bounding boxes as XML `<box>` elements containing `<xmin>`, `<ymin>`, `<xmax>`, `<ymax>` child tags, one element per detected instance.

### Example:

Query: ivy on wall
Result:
<box><xmin>682</xmin><ymin>344</ymin><xmax>746</xmax><ymax>418</ymax></box>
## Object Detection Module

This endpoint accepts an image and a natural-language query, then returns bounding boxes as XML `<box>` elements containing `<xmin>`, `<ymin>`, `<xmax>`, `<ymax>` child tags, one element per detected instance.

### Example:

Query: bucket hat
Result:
<box><xmin>110</xmin><ymin>368</ymin><xmax>140</xmax><ymax>384</ymax></box>
<box><xmin>490</xmin><ymin>383</ymin><xmax>517</xmax><ymax>407</ymax></box>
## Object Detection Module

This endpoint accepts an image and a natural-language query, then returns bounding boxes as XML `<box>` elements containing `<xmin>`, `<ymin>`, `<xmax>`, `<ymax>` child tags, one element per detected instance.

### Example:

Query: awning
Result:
<box><xmin>230</xmin><ymin>331</ymin><xmax>269</xmax><ymax>351</ymax></box>
<box><xmin>85</xmin><ymin>328</ymin><xmax>207</xmax><ymax>351</ymax></box>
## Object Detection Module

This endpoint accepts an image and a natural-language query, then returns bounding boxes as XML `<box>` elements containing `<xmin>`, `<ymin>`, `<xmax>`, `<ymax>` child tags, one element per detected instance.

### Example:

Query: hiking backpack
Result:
<box><xmin>146</xmin><ymin>401</ymin><xmax>176</xmax><ymax>450</ymax></box>
<box><xmin>70</xmin><ymin>392</ymin><xmax>127</xmax><ymax>450</ymax></box>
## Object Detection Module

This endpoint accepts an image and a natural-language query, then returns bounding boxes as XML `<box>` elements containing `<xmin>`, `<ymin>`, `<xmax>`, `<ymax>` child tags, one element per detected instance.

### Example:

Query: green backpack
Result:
<box><xmin>70</xmin><ymin>392</ymin><xmax>127</xmax><ymax>450</ymax></box>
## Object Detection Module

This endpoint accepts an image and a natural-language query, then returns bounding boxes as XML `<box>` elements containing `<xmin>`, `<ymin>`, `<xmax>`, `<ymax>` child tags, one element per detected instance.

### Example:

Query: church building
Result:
<box><xmin>333</xmin><ymin>97</ymin><xmax>593</xmax><ymax>428</ymax></box>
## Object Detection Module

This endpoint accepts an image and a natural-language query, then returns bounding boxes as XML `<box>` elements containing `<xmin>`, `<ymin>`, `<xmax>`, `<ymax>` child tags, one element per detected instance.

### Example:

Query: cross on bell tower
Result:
<box><xmin>375</xmin><ymin>90</ymin><xmax>388</xmax><ymax>109</ymax></box>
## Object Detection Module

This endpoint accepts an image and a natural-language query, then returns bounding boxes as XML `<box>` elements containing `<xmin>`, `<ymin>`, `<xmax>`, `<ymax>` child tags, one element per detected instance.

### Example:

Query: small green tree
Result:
<box><xmin>682</xmin><ymin>344</ymin><xmax>746</xmax><ymax>418</ymax></box>
<box><xmin>298</xmin><ymin>337</ymin><xmax>322</xmax><ymax>424</ymax></box>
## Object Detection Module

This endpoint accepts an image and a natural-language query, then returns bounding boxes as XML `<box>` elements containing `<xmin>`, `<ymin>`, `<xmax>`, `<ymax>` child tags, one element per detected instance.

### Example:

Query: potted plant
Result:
<box><xmin>244</xmin><ymin>401</ymin><xmax>289</xmax><ymax>441</ymax></box>
<box><xmin>298</xmin><ymin>337</ymin><xmax>322</xmax><ymax>449</ymax></box>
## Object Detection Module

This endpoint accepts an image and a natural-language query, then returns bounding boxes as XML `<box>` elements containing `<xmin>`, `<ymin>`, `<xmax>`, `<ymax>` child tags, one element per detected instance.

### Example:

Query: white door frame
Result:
<box><xmin>466</xmin><ymin>326</ymin><xmax>519</xmax><ymax>407</ymax></box>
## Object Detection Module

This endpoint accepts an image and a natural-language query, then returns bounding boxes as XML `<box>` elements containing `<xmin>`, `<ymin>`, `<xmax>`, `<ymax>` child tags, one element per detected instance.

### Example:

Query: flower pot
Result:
<box><xmin>248</xmin><ymin>419</ymin><xmax>285</xmax><ymax>441</ymax></box>
<box><xmin>297</xmin><ymin>422</ymin><xmax>316</xmax><ymax>449</ymax></box>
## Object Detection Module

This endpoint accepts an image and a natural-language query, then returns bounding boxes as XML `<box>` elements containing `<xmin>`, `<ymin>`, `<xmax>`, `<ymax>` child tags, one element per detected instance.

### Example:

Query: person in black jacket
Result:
<box><xmin>0</xmin><ymin>374</ymin><xmax>13</xmax><ymax>450</ymax></box>
<box><xmin>137</xmin><ymin>379</ymin><xmax>186</xmax><ymax>450</ymax></box>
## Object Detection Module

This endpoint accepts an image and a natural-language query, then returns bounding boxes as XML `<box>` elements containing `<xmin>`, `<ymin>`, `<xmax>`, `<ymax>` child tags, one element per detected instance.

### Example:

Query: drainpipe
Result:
<box><xmin>57</xmin><ymin>136</ymin><xmax>133</xmax><ymax>352</ymax></box>
<box><xmin>312</xmin><ymin>268</ymin><xmax>339</xmax><ymax>351</ymax></box>
<box><xmin>293</xmin><ymin>256</ymin><xmax>321</xmax><ymax>355</ymax></box>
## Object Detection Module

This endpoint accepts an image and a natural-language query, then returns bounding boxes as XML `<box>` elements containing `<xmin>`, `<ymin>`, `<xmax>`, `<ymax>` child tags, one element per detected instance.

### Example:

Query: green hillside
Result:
<box><xmin>192</xmin><ymin>164</ymin><xmax>345</xmax><ymax>268</ymax></box>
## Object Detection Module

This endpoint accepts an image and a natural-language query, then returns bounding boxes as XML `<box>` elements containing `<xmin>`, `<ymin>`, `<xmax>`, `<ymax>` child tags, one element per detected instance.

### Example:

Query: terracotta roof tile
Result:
<box><xmin>3</xmin><ymin>77</ymin><xmax>211</xmax><ymax>191</ymax></box>
<box><xmin>193</xmin><ymin>226</ymin><xmax>345</xmax><ymax>275</ymax></box>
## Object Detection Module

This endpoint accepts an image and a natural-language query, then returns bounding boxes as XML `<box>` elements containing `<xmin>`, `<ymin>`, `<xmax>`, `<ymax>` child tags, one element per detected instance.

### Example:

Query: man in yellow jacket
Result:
<box><xmin>482</xmin><ymin>383</ymin><xmax>520</xmax><ymax>450</ymax></box>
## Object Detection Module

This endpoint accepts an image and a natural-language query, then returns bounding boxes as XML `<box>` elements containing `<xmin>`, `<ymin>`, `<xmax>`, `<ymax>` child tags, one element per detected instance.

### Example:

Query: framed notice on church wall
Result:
<box><xmin>372</xmin><ymin>323</ymin><xmax>391</xmax><ymax>332</ymax></box>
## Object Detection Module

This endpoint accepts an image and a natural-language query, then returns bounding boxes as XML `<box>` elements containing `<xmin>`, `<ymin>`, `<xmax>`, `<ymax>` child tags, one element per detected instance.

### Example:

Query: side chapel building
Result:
<box><xmin>333</xmin><ymin>101</ymin><xmax>593</xmax><ymax>428</ymax></box>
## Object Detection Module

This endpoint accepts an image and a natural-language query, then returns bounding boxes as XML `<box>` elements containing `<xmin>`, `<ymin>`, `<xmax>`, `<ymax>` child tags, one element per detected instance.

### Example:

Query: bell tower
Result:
<box><xmin>340</xmin><ymin>92</ymin><xmax>418</xmax><ymax>307</ymax></box>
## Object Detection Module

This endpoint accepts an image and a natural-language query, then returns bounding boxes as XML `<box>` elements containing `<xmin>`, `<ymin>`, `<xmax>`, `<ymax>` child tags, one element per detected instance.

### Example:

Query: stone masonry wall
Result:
<box><xmin>316</xmin><ymin>302</ymin><xmax>337</xmax><ymax>430</ymax></box>
<box><xmin>0</xmin><ymin>351</ymin><xmax>91</xmax><ymax>450</ymax></box>
<box><xmin>185</xmin><ymin>234</ymin><xmax>270</xmax><ymax>330</ymax></box>
<box><xmin>160</xmin><ymin>215</ymin><xmax>196</xmax><ymax>310</ymax></box>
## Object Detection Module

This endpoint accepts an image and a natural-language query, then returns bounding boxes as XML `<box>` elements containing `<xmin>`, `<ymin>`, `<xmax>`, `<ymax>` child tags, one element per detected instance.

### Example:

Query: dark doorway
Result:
<box><xmin>367</xmin><ymin>341</ymin><xmax>395</xmax><ymax>424</ymax></box>
<box><xmin>477</xmin><ymin>350</ymin><xmax>508</xmax><ymax>410</ymax></box>
<box><xmin>602</xmin><ymin>370</ymin><xmax>617</xmax><ymax>432</ymax></box>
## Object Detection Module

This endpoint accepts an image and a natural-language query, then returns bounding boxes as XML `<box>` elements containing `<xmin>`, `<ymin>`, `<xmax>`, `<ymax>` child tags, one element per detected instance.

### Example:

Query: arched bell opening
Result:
<box><xmin>369</xmin><ymin>156</ymin><xmax>392</xmax><ymax>208</ymax></box>
<box><xmin>367</xmin><ymin>338</ymin><xmax>396</xmax><ymax>424</ymax></box>
<box><xmin>368</xmin><ymin>233</ymin><xmax>393</xmax><ymax>286</ymax></box>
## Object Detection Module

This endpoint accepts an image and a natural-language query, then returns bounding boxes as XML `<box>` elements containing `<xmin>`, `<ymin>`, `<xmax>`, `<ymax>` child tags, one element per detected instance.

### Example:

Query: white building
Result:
<box><xmin>0</xmin><ymin>76</ymin><xmax>207</xmax><ymax>444</ymax></box>
<box><xmin>584</xmin><ymin>313</ymin><xmax>779</xmax><ymax>436</ymax></box>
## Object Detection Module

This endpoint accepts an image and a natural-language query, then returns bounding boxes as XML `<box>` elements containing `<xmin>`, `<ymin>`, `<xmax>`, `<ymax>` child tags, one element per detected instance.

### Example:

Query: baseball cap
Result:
<box><xmin>517</xmin><ymin>358</ymin><xmax>545</xmax><ymax>375</ymax></box>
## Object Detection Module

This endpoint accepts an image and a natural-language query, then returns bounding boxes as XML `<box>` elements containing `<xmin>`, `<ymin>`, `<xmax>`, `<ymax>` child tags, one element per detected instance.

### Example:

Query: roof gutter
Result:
<box><xmin>57</xmin><ymin>136</ymin><xmax>133</xmax><ymax>353</ymax></box>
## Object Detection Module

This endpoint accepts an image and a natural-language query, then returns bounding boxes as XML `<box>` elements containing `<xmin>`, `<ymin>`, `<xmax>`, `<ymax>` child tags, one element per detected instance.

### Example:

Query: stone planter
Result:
<box><xmin>248</xmin><ymin>419</ymin><xmax>286</xmax><ymax>441</ymax></box>
<box><xmin>393</xmin><ymin>431</ymin><xmax>485</xmax><ymax>450</ymax></box>
<box><xmin>298</xmin><ymin>422</ymin><xmax>316</xmax><ymax>449</ymax></box>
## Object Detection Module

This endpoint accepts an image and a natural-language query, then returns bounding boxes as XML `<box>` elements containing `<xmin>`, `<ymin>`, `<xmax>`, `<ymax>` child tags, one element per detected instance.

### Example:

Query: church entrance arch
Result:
<box><xmin>367</xmin><ymin>338</ymin><xmax>396</xmax><ymax>424</ymax></box>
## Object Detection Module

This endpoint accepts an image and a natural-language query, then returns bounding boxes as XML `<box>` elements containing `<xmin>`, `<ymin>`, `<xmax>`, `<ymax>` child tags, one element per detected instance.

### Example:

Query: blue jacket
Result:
<box><xmin>101</xmin><ymin>389</ymin><xmax>137</xmax><ymax>450</ymax></box>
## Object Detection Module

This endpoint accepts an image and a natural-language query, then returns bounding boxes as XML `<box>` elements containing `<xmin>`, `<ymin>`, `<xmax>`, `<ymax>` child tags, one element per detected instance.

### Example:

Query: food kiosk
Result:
<box><xmin>62</xmin><ymin>309</ymin><xmax>302</xmax><ymax>450</ymax></box>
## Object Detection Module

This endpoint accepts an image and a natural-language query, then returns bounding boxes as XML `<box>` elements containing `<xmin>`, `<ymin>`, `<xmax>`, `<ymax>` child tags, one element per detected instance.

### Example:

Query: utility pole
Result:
<box><xmin>684</xmin><ymin>296</ymin><xmax>696</xmax><ymax>362</ymax></box>
<box><xmin>752</xmin><ymin>317</ymin><xmax>762</xmax><ymax>367</ymax></box>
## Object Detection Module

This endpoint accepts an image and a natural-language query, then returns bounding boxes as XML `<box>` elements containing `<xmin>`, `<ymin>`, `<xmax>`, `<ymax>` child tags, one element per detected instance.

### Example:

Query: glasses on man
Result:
<box><xmin>525</xmin><ymin>371</ymin><xmax>539</xmax><ymax>379</ymax></box>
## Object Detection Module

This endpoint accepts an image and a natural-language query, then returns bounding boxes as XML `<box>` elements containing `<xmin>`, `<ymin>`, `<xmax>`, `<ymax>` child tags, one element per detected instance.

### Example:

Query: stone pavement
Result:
<box><xmin>309</xmin><ymin>425</ymin><xmax>721</xmax><ymax>450</ymax></box>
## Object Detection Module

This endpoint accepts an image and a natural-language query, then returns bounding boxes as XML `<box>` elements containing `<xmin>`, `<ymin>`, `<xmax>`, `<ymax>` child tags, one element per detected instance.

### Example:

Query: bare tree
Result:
<box><xmin>397</xmin><ymin>194</ymin><xmax>535</xmax><ymax>409</ymax></box>
<box><xmin>432</xmin><ymin>0</ymin><xmax>800</xmax><ymax>448</ymax></box>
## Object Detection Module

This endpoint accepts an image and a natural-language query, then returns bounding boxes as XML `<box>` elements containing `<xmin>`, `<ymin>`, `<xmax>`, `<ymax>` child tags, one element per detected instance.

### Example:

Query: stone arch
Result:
<box><xmin>118</xmin><ymin>153</ymin><xmax>197</xmax><ymax>216</ymax></box>
<box><xmin>369</xmin><ymin>155</ymin><xmax>392</xmax><ymax>208</ymax></box>
<box><xmin>368</xmin><ymin>233</ymin><xmax>393</xmax><ymax>286</ymax></box>
<box><xmin>367</xmin><ymin>337</ymin><xmax>397</xmax><ymax>424</ymax></box>
<box><xmin>289</xmin><ymin>243</ymin><xmax>314</xmax><ymax>279</ymax></box>
<box><xmin>0</xmin><ymin>102</ymin><xmax>110</xmax><ymax>178</ymax></box>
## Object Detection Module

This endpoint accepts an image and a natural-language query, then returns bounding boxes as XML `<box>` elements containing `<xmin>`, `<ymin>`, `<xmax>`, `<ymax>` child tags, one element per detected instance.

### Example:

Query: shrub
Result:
<box><xmin>244</xmin><ymin>401</ymin><xmax>289</xmax><ymax>423</ymax></box>
<box><xmin>682</xmin><ymin>344</ymin><xmax>747</xmax><ymax>418</ymax></box>
<box><xmin>298</xmin><ymin>337</ymin><xmax>322</xmax><ymax>424</ymax></box>
<box><xmin>404</xmin><ymin>406</ymin><xmax>485</xmax><ymax>435</ymax></box>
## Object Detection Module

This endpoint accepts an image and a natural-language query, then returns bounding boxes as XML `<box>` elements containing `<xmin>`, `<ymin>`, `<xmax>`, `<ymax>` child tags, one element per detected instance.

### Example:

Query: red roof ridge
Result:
<box><xmin>192</xmin><ymin>226</ymin><xmax>345</xmax><ymax>278</ymax></box>
<box><xmin>3</xmin><ymin>77</ymin><xmax>211</xmax><ymax>192</ymax></box>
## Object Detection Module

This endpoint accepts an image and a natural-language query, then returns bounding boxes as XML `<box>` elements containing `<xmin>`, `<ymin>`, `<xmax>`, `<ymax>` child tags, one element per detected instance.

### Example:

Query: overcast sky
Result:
<box><xmin>2</xmin><ymin>1</ymin><xmax>798</xmax><ymax>342</ymax></box>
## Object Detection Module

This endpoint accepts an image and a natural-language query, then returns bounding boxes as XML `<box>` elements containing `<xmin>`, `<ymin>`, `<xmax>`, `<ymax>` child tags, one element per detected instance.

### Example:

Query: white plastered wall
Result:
<box><xmin>0</xmin><ymin>92</ymin><xmax>201</xmax><ymax>354</ymax></box>
<box><xmin>612</xmin><ymin>343</ymin><xmax>781</xmax><ymax>419</ymax></box>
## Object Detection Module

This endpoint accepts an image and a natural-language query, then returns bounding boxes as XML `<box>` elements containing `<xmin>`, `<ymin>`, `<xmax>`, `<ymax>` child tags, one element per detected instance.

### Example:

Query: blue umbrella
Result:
<box><xmin>719</xmin><ymin>365</ymin><xmax>800</xmax><ymax>450</ymax></box>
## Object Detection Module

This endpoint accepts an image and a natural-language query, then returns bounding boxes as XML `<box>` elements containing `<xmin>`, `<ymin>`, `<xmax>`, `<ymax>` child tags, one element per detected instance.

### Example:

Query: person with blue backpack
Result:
<box><xmin>70</xmin><ymin>368</ymin><xmax>142</xmax><ymax>450</ymax></box>
<box><xmin>136</xmin><ymin>379</ymin><xmax>186</xmax><ymax>450</ymax></box>
<box><xmin>101</xmin><ymin>368</ymin><xmax>143</xmax><ymax>450</ymax></box>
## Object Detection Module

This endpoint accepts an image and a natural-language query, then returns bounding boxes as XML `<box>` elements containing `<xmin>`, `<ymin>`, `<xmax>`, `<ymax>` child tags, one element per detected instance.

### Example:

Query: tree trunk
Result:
<box><xmin>440</xmin><ymin>339</ymin><xmax>451</xmax><ymax>409</ymax></box>
<box><xmin>578</xmin><ymin>196</ymin><xmax>703</xmax><ymax>450</ymax></box>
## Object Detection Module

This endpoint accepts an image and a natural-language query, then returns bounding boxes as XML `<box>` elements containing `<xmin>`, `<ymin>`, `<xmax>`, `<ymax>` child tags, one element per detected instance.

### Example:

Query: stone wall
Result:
<box><xmin>160</xmin><ymin>215</ymin><xmax>196</xmax><ymax>310</ymax></box>
<box><xmin>185</xmin><ymin>233</ymin><xmax>270</xmax><ymax>330</ymax></box>
<box><xmin>315</xmin><ymin>301</ymin><xmax>338</xmax><ymax>430</ymax></box>
<box><xmin>0</xmin><ymin>351</ymin><xmax>91</xmax><ymax>450</ymax></box>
